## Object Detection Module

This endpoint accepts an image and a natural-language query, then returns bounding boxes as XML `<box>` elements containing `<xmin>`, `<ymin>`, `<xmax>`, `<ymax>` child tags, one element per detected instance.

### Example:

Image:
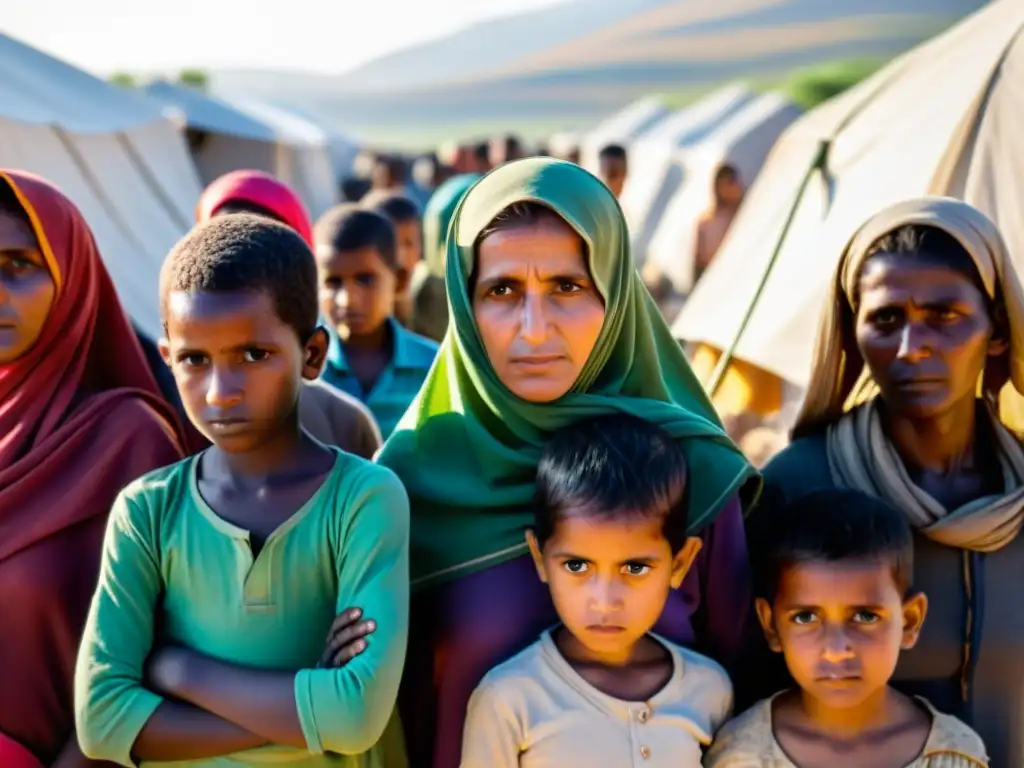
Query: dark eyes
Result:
<box><xmin>0</xmin><ymin>254</ymin><xmax>43</xmax><ymax>278</ymax></box>
<box><xmin>243</xmin><ymin>348</ymin><xmax>270</xmax><ymax>363</ymax></box>
<box><xmin>485</xmin><ymin>281</ymin><xmax>584</xmax><ymax>298</ymax></box>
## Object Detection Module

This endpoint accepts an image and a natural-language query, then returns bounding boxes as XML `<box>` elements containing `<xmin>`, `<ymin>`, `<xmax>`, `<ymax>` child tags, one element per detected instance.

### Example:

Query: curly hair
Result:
<box><xmin>160</xmin><ymin>213</ymin><xmax>318</xmax><ymax>340</ymax></box>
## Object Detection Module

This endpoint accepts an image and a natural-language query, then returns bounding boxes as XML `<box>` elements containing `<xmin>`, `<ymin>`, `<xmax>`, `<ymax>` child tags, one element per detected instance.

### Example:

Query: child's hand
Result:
<box><xmin>319</xmin><ymin>608</ymin><xmax>376</xmax><ymax>668</ymax></box>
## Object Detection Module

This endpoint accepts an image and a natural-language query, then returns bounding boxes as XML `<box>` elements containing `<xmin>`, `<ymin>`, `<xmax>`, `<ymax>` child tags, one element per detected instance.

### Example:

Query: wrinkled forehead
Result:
<box><xmin>453</xmin><ymin>159</ymin><xmax>624</xmax><ymax>298</ymax></box>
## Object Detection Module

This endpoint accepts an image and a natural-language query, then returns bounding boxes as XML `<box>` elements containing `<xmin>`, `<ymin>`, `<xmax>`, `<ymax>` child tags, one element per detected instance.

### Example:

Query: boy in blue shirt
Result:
<box><xmin>314</xmin><ymin>205</ymin><xmax>438</xmax><ymax>439</ymax></box>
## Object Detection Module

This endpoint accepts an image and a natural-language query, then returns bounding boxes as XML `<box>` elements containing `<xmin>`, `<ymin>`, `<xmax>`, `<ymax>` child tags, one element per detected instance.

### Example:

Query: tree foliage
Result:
<box><xmin>108</xmin><ymin>72</ymin><xmax>137</xmax><ymax>89</ymax></box>
<box><xmin>178</xmin><ymin>69</ymin><xmax>210</xmax><ymax>91</ymax></box>
<box><xmin>781</xmin><ymin>58</ymin><xmax>887</xmax><ymax>110</ymax></box>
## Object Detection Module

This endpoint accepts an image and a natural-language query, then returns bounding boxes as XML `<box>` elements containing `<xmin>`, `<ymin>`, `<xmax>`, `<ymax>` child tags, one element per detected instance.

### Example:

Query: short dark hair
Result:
<box><xmin>473</xmin><ymin>141</ymin><xmax>491</xmax><ymax>165</ymax></box>
<box><xmin>534</xmin><ymin>414</ymin><xmax>690</xmax><ymax>553</ymax></box>
<box><xmin>160</xmin><ymin>214</ymin><xmax>318</xmax><ymax>340</ymax></box>
<box><xmin>715</xmin><ymin>164</ymin><xmax>739</xmax><ymax>184</ymax></box>
<box><xmin>314</xmin><ymin>204</ymin><xmax>399</xmax><ymax>270</ymax></box>
<box><xmin>366</xmin><ymin>191</ymin><xmax>421</xmax><ymax>224</ymax></box>
<box><xmin>750</xmin><ymin>489</ymin><xmax>914</xmax><ymax>602</ymax></box>
<box><xmin>340</xmin><ymin>176</ymin><xmax>371</xmax><ymax>203</ymax></box>
<box><xmin>599</xmin><ymin>144</ymin><xmax>627</xmax><ymax>163</ymax></box>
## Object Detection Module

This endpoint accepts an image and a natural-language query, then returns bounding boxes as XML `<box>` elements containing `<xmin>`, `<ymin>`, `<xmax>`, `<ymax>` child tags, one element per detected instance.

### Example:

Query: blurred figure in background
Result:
<box><xmin>412</xmin><ymin>153</ymin><xmax>451</xmax><ymax>198</ymax></box>
<box><xmin>489</xmin><ymin>134</ymin><xmax>525</xmax><ymax>167</ymax></box>
<box><xmin>315</xmin><ymin>205</ymin><xmax>438</xmax><ymax>439</ymax></box>
<box><xmin>340</xmin><ymin>175</ymin><xmax>372</xmax><ymax>203</ymax></box>
<box><xmin>364</xmin><ymin>191</ymin><xmax>424</xmax><ymax>326</ymax></box>
<box><xmin>471</xmin><ymin>141</ymin><xmax>491</xmax><ymax>174</ymax></box>
<box><xmin>410</xmin><ymin>172</ymin><xmax>480</xmax><ymax>341</ymax></box>
<box><xmin>372</xmin><ymin>154</ymin><xmax>409</xmax><ymax>194</ymax></box>
<box><xmin>598</xmin><ymin>143</ymin><xmax>628</xmax><ymax>199</ymax></box>
<box><xmin>694</xmin><ymin>164</ymin><xmax>744</xmax><ymax>284</ymax></box>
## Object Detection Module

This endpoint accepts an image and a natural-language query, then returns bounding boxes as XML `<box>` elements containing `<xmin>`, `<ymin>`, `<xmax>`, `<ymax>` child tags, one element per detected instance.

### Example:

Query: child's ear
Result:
<box><xmin>303</xmin><ymin>327</ymin><xmax>329</xmax><ymax>379</ymax></box>
<box><xmin>158</xmin><ymin>338</ymin><xmax>172</xmax><ymax>369</ymax></box>
<box><xmin>669</xmin><ymin>536</ymin><xmax>702</xmax><ymax>589</ymax></box>
<box><xmin>900</xmin><ymin>591</ymin><xmax>929</xmax><ymax>650</ymax></box>
<box><xmin>394</xmin><ymin>266</ymin><xmax>411</xmax><ymax>295</ymax></box>
<box><xmin>755</xmin><ymin>598</ymin><xmax>783</xmax><ymax>653</ymax></box>
<box><xmin>525</xmin><ymin>530</ymin><xmax>548</xmax><ymax>584</ymax></box>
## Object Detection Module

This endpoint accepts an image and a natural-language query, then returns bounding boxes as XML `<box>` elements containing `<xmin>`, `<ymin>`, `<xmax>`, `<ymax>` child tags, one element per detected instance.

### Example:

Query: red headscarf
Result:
<box><xmin>196</xmin><ymin>169</ymin><xmax>315</xmax><ymax>246</ymax></box>
<box><xmin>0</xmin><ymin>170</ymin><xmax>186</xmax><ymax>764</ymax></box>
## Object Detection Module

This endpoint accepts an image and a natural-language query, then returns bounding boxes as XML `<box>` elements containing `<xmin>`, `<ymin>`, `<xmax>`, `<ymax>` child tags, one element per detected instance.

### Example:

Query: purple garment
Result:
<box><xmin>399</xmin><ymin>496</ymin><xmax>752</xmax><ymax>768</ymax></box>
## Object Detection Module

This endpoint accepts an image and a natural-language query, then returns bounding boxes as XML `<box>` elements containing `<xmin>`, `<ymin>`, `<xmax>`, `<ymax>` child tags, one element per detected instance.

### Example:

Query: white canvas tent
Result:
<box><xmin>646</xmin><ymin>92</ymin><xmax>802</xmax><ymax>293</ymax></box>
<box><xmin>673</xmin><ymin>0</ymin><xmax>1024</xmax><ymax>400</ymax></box>
<box><xmin>617</xmin><ymin>83</ymin><xmax>756</xmax><ymax>264</ymax></box>
<box><xmin>145</xmin><ymin>82</ymin><xmax>338</xmax><ymax>218</ymax></box>
<box><xmin>227</xmin><ymin>99</ymin><xmax>339</xmax><ymax>219</ymax></box>
<box><xmin>581</xmin><ymin>96</ymin><xmax>670</xmax><ymax>171</ymax></box>
<box><xmin>267</xmin><ymin>103</ymin><xmax>360</xmax><ymax>182</ymax></box>
<box><xmin>0</xmin><ymin>33</ymin><xmax>203</xmax><ymax>340</ymax></box>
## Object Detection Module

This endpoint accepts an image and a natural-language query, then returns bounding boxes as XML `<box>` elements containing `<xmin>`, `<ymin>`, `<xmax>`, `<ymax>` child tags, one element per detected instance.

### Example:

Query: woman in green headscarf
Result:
<box><xmin>378</xmin><ymin>158</ymin><xmax>759</xmax><ymax>768</ymax></box>
<box><xmin>408</xmin><ymin>173</ymin><xmax>480</xmax><ymax>341</ymax></box>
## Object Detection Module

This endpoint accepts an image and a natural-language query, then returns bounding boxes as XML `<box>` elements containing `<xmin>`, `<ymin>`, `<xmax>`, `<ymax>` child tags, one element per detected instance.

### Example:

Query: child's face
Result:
<box><xmin>527</xmin><ymin>514</ymin><xmax>701</xmax><ymax>663</ymax></box>
<box><xmin>160</xmin><ymin>289</ymin><xmax>326</xmax><ymax>452</ymax></box>
<box><xmin>317</xmin><ymin>246</ymin><xmax>406</xmax><ymax>341</ymax></box>
<box><xmin>756</xmin><ymin>559</ymin><xmax>927</xmax><ymax>712</ymax></box>
<box><xmin>393</xmin><ymin>219</ymin><xmax>423</xmax><ymax>277</ymax></box>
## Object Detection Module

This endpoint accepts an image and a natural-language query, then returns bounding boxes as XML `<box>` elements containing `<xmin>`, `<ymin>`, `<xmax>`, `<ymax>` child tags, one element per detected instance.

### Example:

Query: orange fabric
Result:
<box><xmin>692</xmin><ymin>343</ymin><xmax>783</xmax><ymax>418</ymax></box>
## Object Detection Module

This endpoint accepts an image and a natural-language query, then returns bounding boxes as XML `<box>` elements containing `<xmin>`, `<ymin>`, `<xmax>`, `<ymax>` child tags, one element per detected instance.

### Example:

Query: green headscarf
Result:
<box><xmin>409</xmin><ymin>173</ymin><xmax>480</xmax><ymax>341</ymax></box>
<box><xmin>423</xmin><ymin>173</ymin><xmax>481</xmax><ymax>278</ymax></box>
<box><xmin>379</xmin><ymin>158</ymin><xmax>759</xmax><ymax>590</ymax></box>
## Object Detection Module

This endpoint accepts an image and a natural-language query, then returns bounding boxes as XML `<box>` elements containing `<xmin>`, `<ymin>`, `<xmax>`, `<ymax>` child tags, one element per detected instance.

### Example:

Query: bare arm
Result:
<box><xmin>145</xmin><ymin>609</ymin><xmax>378</xmax><ymax>751</ymax></box>
<box><xmin>131</xmin><ymin>702</ymin><xmax>268</xmax><ymax>761</ymax></box>
<box><xmin>148</xmin><ymin>648</ymin><xmax>307</xmax><ymax>748</ymax></box>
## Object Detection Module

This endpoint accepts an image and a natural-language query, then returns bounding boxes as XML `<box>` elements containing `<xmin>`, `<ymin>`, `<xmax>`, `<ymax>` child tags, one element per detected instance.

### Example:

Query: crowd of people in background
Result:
<box><xmin>1</xmin><ymin>120</ymin><xmax>1018</xmax><ymax>768</ymax></box>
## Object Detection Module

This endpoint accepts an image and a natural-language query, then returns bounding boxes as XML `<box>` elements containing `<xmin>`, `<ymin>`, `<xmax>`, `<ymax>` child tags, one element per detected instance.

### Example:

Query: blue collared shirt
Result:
<box><xmin>322</xmin><ymin>318</ymin><xmax>439</xmax><ymax>439</ymax></box>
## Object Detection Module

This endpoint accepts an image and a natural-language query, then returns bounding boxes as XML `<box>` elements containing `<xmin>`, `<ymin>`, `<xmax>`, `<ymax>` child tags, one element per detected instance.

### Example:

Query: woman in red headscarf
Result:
<box><xmin>195</xmin><ymin>170</ymin><xmax>383</xmax><ymax>459</ymax></box>
<box><xmin>0</xmin><ymin>171</ymin><xmax>186</xmax><ymax>767</ymax></box>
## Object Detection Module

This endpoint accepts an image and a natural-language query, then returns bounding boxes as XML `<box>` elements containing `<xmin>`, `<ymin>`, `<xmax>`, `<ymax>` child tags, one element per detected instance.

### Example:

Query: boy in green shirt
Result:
<box><xmin>74</xmin><ymin>214</ymin><xmax>409</xmax><ymax>767</ymax></box>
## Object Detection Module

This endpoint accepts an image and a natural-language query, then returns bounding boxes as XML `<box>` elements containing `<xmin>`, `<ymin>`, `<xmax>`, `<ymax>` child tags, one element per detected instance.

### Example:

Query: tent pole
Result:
<box><xmin>706</xmin><ymin>139</ymin><xmax>830</xmax><ymax>397</ymax></box>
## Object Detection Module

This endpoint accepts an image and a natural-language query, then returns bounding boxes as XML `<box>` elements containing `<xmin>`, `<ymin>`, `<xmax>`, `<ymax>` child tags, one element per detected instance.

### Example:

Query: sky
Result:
<box><xmin>3</xmin><ymin>0</ymin><xmax>563</xmax><ymax>75</ymax></box>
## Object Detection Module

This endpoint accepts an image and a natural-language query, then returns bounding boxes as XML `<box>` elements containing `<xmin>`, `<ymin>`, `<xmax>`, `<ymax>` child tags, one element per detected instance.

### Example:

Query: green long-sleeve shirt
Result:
<box><xmin>74</xmin><ymin>449</ymin><xmax>409</xmax><ymax>767</ymax></box>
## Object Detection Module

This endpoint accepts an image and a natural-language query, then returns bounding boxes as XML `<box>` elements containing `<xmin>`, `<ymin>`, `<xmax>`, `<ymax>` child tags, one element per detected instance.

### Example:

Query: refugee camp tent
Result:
<box><xmin>672</xmin><ymin>0</ymin><xmax>1024</xmax><ymax>423</ymax></box>
<box><xmin>227</xmin><ymin>99</ymin><xmax>339</xmax><ymax>219</ymax></box>
<box><xmin>0</xmin><ymin>33</ymin><xmax>203</xmax><ymax>340</ymax></box>
<box><xmin>268</xmin><ymin>103</ymin><xmax>361</xmax><ymax>182</ymax></box>
<box><xmin>580</xmin><ymin>96</ymin><xmax>670</xmax><ymax>171</ymax></box>
<box><xmin>617</xmin><ymin>83</ymin><xmax>756</xmax><ymax>264</ymax></box>
<box><xmin>646</xmin><ymin>92</ymin><xmax>802</xmax><ymax>292</ymax></box>
<box><xmin>145</xmin><ymin>82</ymin><xmax>338</xmax><ymax>218</ymax></box>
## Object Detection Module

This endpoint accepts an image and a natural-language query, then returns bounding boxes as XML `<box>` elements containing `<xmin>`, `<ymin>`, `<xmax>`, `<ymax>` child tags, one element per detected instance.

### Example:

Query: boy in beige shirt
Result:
<box><xmin>706</xmin><ymin>490</ymin><xmax>987</xmax><ymax>768</ymax></box>
<box><xmin>461</xmin><ymin>414</ymin><xmax>733</xmax><ymax>767</ymax></box>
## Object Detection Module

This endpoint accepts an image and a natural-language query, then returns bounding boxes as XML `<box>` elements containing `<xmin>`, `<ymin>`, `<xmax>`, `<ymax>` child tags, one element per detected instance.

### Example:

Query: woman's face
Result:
<box><xmin>0</xmin><ymin>207</ymin><xmax>55</xmax><ymax>365</ymax></box>
<box><xmin>855</xmin><ymin>253</ymin><xmax>1001</xmax><ymax>420</ymax></box>
<box><xmin>472</xmin><ymin>216</ymin><xmax>605</xmax><ymax>402</ymax></box>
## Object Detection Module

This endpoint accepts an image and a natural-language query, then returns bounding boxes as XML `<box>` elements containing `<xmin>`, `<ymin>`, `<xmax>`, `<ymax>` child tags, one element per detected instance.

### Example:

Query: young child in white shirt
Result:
<box><xmin>706</xmin><ymin>490</ymin><xmax>987</xmax><ymax>768</ymax></box>
<box><xmin>461</xmin><ymin>413</ymin><xmax>733</xmax><ymax>767</ymax></box>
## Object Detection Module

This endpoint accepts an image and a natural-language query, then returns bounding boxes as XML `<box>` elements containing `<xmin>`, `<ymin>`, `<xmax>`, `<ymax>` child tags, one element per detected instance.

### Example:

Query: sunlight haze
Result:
<box><xmin>3</xmin><ymin>0</ymin><xmax>563</xmax><ymax>75</ymax></box>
